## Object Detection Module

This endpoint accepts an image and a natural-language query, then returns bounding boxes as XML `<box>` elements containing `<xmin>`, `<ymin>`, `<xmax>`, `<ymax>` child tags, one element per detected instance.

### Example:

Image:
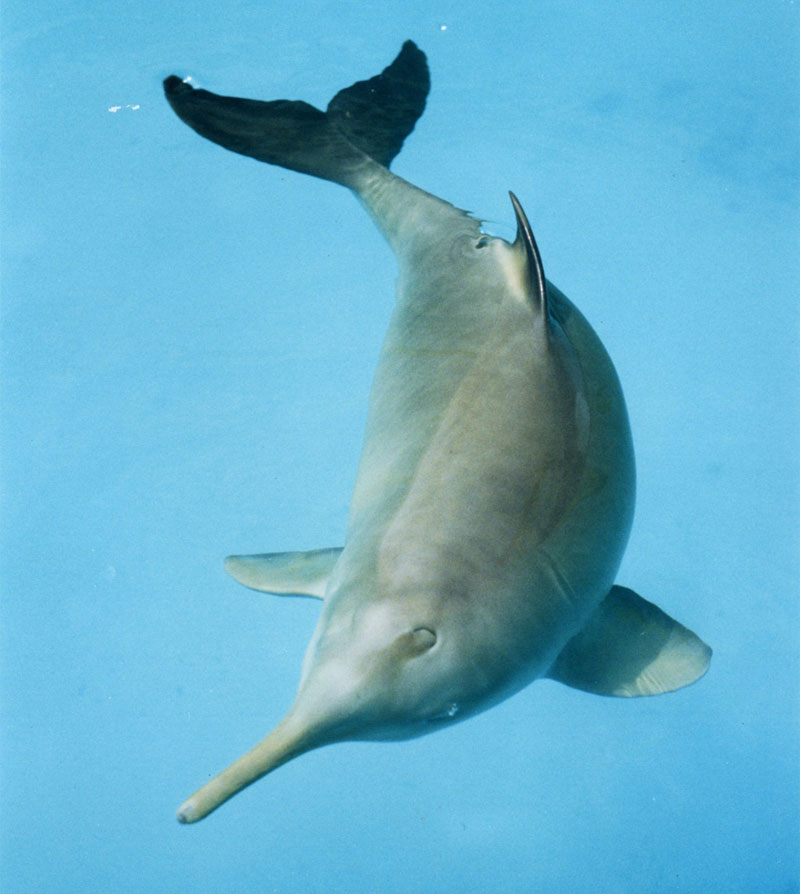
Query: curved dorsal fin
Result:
<box><xmin>509</xmin><ymin>191</ymin><xmax>548</xmax><ymax>322</ymax></box>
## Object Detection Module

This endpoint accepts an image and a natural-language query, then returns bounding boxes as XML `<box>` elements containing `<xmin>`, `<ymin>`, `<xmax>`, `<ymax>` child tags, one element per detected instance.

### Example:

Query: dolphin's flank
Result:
<box><xmin>164</xmin><ymin>41</ymin><xmax>711</xmax><ymax>824</ymax></box>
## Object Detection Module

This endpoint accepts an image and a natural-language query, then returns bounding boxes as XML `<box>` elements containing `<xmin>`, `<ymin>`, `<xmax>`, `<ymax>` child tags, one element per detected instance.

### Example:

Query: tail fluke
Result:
<box><xmin>163</xmin><ymin>40</ymin><xmax>429</xmax><ymax>188</ymax></box>
<box><xmin>325</xmin><ymin>40</ymin><xmax>429</xmax><ymax>167</ymax></box>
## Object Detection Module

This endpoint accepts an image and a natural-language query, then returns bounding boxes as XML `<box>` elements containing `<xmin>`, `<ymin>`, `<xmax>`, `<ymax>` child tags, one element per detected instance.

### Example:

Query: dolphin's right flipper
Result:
<box><xmin>163</xmin><ymin>41</ymin><xmax>429</xmax><ymax>188</ymax></box>
<box><xmin>546</xmin><ymin>585</ymin><xmax>712</xmax><ymax>697</ymax></box>
<box><xmin>224</xmin><ymin>547</ymin><xmax>343</xmax><ymax>599</ymax></box>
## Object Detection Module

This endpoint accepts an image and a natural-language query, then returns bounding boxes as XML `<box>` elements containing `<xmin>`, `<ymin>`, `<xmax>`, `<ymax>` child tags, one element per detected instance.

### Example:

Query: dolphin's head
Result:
<box><xmin>175</xmin><ymin>598</ymin><xmax>468</xmax><ymax>823</ymax></box>
<box><xmin>291</xmin><ymin>597</ymin><xmax>467</xmax><ymax>743</ymax></box>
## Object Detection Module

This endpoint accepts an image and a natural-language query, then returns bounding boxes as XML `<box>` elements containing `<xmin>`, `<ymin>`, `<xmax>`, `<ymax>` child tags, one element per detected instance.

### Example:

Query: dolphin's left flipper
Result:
<box><xmin>224</xmin><ymin>548</ymin><xmax>343</xmax><ymax>599</ymax></box>
<box><xmin>546</xmin><ymin>586</ymin><xmax>712</xmax><ymax>697</ymax></box>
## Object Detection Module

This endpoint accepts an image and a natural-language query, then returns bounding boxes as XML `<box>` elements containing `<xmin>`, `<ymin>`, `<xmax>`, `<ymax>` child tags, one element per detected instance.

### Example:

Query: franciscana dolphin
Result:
<box><xmin>163</xmin><ymin>40</ymin><xmax>711</xmax><ymax>823</ymax></box>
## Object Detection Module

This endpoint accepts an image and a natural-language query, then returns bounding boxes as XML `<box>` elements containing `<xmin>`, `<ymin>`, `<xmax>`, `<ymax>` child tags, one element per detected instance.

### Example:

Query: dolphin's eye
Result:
<box><xmin>427</xmin><ymin>702</ymin><xmax>459</xmax><ymax>723</ymax></box>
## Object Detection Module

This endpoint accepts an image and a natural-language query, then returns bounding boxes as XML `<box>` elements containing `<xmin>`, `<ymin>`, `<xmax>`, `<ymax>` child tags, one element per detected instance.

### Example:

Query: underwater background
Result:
<box><xmin>2</xmin><ymin>1</ymin><xmax>798</xmax><ymax>891</ymax></box>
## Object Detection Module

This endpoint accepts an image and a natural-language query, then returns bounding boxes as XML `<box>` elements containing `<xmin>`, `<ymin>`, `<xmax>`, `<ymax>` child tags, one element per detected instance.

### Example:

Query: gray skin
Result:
<box><xmin>165</xmin><ymin>43</ymin><xmax>709</xmax><ymax>824</ymax></box>
<box><xmin>302</xmin><ymin>177</ymin><xmax>635</xmax><ymax>735</ymax></box>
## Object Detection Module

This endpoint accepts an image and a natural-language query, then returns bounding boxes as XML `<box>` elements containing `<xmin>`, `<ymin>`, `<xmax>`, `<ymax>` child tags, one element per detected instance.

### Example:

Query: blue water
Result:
<box><xmin>2</xmin><ymin>3</ymin><xmax>798</xmax><ymax>891</ymax></box>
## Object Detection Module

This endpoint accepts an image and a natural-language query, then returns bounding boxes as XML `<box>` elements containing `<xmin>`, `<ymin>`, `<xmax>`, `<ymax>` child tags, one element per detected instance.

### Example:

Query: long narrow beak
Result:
<box><xmin>176</xmin><ymin>709</ymin><xmax>320</xmax><ymax>823</ymax></box>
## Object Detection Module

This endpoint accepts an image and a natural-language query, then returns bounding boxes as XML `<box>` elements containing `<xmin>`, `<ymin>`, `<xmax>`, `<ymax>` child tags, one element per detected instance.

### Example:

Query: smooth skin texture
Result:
<box><xmin>164</xmin><ymin>41</ymin><xmax>711</xmax><ymax>823</ymax></box>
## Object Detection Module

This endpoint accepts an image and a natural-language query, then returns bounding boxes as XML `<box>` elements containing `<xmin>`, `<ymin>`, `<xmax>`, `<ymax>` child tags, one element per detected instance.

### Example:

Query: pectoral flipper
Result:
<box><xmin>547</xmin><ymin>586</ymin><xmax>712</xmax><ymax>697</ymax></box>
<box><xmin>224</xmin><ymin>548</ymin><xmax>343</xmax><ymax>599</ymax></box>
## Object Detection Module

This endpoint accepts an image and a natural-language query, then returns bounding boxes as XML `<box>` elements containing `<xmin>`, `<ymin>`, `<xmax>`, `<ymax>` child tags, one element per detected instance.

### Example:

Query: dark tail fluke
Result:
<box><xmin>325</xmin><ymin>40</ymin><xmax>429</xmax><ymax>167</ymax></box>
<box><xmin>163</xmin><ymin>41</ymin><xmax>429</xmax><ymax>188</ymax></box>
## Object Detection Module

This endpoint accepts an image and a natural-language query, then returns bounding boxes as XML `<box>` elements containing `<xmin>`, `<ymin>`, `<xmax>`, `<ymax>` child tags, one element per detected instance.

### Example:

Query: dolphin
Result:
<box><xmin>163</xmin><ymin>41</ymin><xmax>711</xmax><ymax>824</ymax></box>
